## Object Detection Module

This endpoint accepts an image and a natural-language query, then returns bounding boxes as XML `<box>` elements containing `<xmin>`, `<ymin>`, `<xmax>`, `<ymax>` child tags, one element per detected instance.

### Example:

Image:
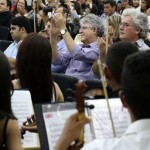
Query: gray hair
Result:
<box><xmin>122</xmin><ymin>8</ymin><xmax>149</xmax><ymax>39</ymax></box>
<box><xmin>80</xmin><ymin>14</ymin><xmax>104</xmax><ymax>37</ymax></box>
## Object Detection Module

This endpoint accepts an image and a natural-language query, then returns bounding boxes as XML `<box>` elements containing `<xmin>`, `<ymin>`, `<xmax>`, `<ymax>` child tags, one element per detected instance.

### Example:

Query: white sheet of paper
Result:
<box><xmin>42</xmin><ymin>104</ymin><xmax>92</xmax><ymax>150</ymax></box>
<box><xmin>40</xmin><ymin>98</ymin><xmax>131</xmax><ymax>150</ymax></box>
<box><xmin>11</xmin><ymin>90</ymin><xmax>39</xmax><ymax>148</ymax></box>
<box><xmin>86</xmin><ymin>98</ymin><xmax>131</xmax><ymax>139</ymax></box>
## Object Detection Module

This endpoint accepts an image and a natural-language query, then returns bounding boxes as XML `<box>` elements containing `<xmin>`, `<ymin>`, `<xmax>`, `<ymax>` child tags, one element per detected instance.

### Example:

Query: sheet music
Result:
<box><xmin>42</xmin><ymin>103</ymin><xmax>92</xmax><ymax>150</ymax></box>
<box><xmin>39</xmin><ymin>98</ymin><xmax>131</xmax><ymax>149</ymax></box>
<box><xmin>86</xmin><ymin>98</ymin><xmax>131</xmax><ymax>139</ymax></box>
<box><xmin>11</xmin><ymin>90</ymin><xmax>39</xmax><ymax>148</ymax></box>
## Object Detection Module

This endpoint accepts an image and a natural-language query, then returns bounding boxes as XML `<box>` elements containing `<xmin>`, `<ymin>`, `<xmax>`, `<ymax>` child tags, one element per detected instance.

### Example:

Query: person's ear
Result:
<box><xmin>104</xmin><ymin>64</ymin><xmax>112</xmax><ymax>80</ymax></box>
<box><xmin>135</xmin><ymin>27</ymin><xmax>141</xmax><ymax>35</ymax></box>
<box><xmin>20</xmin><ymin>27</ymin><xmax>26</xmax><ymax>33</ymax></box>
<box><xmin>119</xmin><ymin>90</ymin><xmax>128</xmax><ymax>108</ymax></box>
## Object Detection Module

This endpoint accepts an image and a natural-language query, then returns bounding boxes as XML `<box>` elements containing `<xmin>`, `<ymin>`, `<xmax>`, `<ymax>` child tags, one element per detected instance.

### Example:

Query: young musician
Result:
<box><xmin>55</xmin><ymin>49</ymin><xmax>150</xmax><ymax>150</ymax></box>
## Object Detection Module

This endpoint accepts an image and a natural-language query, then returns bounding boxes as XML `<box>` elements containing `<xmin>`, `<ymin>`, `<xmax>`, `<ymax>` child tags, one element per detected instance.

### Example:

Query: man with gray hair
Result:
<box><xmin>51</xmin><ymin>13</ymin><xmax>104</xmax><ymax>80</ymax></box>
<box><xmin>119</xmin><ymin>8</ymin><xmax>149</xmax><ymax>50</ymax></box>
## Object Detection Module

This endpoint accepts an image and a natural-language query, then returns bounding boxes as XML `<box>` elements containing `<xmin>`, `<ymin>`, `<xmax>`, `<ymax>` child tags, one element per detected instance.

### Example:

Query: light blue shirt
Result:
<box><xmin>52</xmin><ymin>39</ymin><xmax>71</xmax><ymax>73</ymax></box>
<box><xmin>4</xmin><ymin>41</ymin><xmax>18</xmax><ymax>59</ymax></box>
<box><xmin>65</xmin><ymin>41</ymin><xmax>99</xmax><ymax>80</ymax></box>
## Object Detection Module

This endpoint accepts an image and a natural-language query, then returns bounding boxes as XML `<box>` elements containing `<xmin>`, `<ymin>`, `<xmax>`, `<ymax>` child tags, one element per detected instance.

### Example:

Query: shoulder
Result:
<box><xmin>53</xmin><ymin>82</ymin><xmax>64</xmax><ymax>102</ymax></box>
<box><xmin>82</xmin><ymin>138</ymin><xmax>120</xmax><ymax>150</ymax></box>
<box><xmin>6</xmin><ymin>119</ymin><xmax>20</xmax><ymax>136</ymax></box>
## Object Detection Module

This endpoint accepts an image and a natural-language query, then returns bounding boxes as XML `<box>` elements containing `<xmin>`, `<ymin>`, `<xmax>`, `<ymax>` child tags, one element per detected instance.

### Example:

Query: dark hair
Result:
<box><xmin>13</xmin><ymin>0</ymin><xmax>27</xmax><ymax>14</ymax></box>
<box><xmin>86</xmin><ymin>3</ymin><xmax>98</xmax><ymax>15</ymax></box>
<box><xmin>10</xmin><ymin>16</ymin><xmax>31</xmax><ymax>33</ymax></box>
<box><xmin>106</xmin><ymin>41</ymin><xmax>139</xmax><ymax>84</ymax></box>
<box><xmin>141</xmin><ymin>0</ymin><xmax>150</xmax><ymax>11</ymax></box>
<box><xmin>0</xmin><ymin>51</ymin><xmax>14</xmax><ymax>119</ymax></box>
<box><xmin>6</xmin><ymin>0</ymin><xmax>12</xmax><ymax>10</ymax></box>
<box><xmin>71</xmin><ymin>1</ymin><xmax>83</xmax><ymax>15</ymax></box>
<box><xmin>57</xmin><ymin>5</ymin><xmax>69</xmax><ymax>17</ymax></box>
<box><xmin>16</xmin><ymin>33</ymin><xmax>54</xmax><ymax>104</ymax></box>
<box><xmin>121</xmin><ymin>50</ymin><xmax>150</xmax><ymax>120</ymax></box>
<box><xmin>103</xmin><ymin>0</ymin><xmax>116</xmax><ymax>7</ymax></box>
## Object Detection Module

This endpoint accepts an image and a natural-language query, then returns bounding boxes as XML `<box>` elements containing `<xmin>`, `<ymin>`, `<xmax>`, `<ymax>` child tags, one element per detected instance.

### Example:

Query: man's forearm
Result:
<box><xmin>62</xmin><ymin>31</ymin><xmax>75</xmax><ymax>54</ymax></box>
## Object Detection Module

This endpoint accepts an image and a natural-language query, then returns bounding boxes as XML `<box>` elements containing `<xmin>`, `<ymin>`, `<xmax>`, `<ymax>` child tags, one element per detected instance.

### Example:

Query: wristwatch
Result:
<box><xmin>60</xmin><ymin>29</ymin><xmax>68</xmax><ymax>35</ymax></box>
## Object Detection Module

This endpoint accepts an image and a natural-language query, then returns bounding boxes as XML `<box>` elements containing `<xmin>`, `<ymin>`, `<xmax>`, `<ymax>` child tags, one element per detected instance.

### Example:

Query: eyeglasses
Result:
<box><xmin>120</xmin><ymin>22</ymin><xmax>134</xmax><ymax>28</ymax></box>
<box><xmin>79</xmin><ymin>26</ymin><xmax>93</xmax><ymax>31</ymax></box>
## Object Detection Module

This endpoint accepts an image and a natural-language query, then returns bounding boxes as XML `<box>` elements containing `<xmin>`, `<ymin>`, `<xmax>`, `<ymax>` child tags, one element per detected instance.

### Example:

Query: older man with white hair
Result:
<box><xmin>119</xmin><ymin>8</ymin><xmax>149</xmax><ymax>50</ymax></box>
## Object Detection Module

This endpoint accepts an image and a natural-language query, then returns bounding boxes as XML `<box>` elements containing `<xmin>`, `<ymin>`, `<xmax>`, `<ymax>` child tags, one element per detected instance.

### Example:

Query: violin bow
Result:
<box><xmin>34</xmin><ymin>1</ymin><xmax>37</xmax><ymax>33</ymax></box>
<box><xmin>97</xmin><ymin>59</ymin><xmax>116</xmax><ymax>137</ymax></box>
<box><xmin>75</xmin><ymin>80</ymin><xmax>86</xmax><ymax>145</ymax></box>
<box><xmin>106</xmin><ymin>15</ymin><xmax>109</xmax><ymax>53</ymax></box>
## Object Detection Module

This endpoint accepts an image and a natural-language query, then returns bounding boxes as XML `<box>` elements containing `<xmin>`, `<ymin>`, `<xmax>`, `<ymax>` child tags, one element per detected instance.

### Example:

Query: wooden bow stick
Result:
<box><xmin>105</xmin><ymin>15</ymin><xmax>109</xmax><ymax>54</ymax></box>
<box><xmin>97</xmin><ymin>59</ymin><xmax>116</xmax><ymax>137</ymax></box>
<box><xmin>34</xmin><ymin>1</ymin><xmax>37</xmax><ymax>33</ymax></box>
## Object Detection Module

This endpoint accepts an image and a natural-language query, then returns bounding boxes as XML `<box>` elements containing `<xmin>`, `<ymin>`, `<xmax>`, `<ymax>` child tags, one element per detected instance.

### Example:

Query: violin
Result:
<box><xmin>75</xmin><ymin>81</ymin><xmax>86</xmax><ymax>145</ymax></box>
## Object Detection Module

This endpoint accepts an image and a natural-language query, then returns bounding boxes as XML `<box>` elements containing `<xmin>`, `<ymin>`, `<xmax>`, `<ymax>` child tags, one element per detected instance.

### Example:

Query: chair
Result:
<box><xmin>84</xmin><ymin>79</ymin><xmax>104</xmax><ymax>99</ymax></box>
<box><xmin>52</xmin><ymin>73</ymin><xmax>78</xmax><ymax>102</ymax></box>
<box><xmin>84</xmin><ymin>79</ymin><xmax>102</xmax><ymax>92</ymax></box>
<box><xmin>0</xmin><ymin>40</ymin><xmax>12</xmax><ymax>52</ymax></box>
<box><xmin>0</xmin><ymin>26</ymin><xmax>10</xmax><ymax>40</ymax></box>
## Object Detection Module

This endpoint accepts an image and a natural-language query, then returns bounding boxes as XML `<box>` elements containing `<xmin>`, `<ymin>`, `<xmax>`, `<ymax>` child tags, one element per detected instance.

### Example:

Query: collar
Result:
<box><xmin>136</xmin><ymin>39</ymin><xmax>145</xmax><ymax>47</ymax></box>
<box><xmin>125</xmin><ymin>119</ymin><xmax>150</xmax><ymax>135</ymax></box>
<box><xmin>57</xmin><ymin>39</ymin><xmax>65</xmax><ymax>47</ymax></box>
<box><xmin>81</xmin><ymin>41</ymin><xmax>98</xmax><ymax>48</ymax></box>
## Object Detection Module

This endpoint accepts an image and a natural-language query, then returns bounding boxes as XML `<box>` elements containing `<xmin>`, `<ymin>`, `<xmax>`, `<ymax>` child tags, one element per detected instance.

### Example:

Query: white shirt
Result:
<box><xmin>82</xmin><ymin>119</ymin><xmax>150</xmax><ymax>150</ymax></box>
<box><xmin>136</xmin><ymin>39</ymin><xmax>150</xmax><ymax>51</ymax></box>
<box><xmin>4</xmin><ymin>41</ymin><xmax>18</xmax><ymax>59</ymax></box>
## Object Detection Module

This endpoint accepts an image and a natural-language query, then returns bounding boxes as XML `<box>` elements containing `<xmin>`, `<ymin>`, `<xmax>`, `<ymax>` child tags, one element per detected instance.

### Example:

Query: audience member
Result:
<box><xmin>0</xmin><ymin>0</ymin><xmax>14</xmax><ymax>27</ymax></box>
<box><xmin>51</xmin><ymin>13</ymin><xmax>104</xmax><ymax>80</ymax></box>
<box><xmin>45</xmin><ymin>18</ymin><xmax>71</xmax><ymax>73</ymax></box>
<box><xmin>116</xmin><ymin>0</ymin><xmax>122</xmax><ymax>14</ymax></box>
<box><xmin>4</xmin><ymin>16</ymin><xmax>30</xmax><ymax>69</ymax></box>
<box><xmin>119</xmin><ymin>8</ymin><xmax>149</xmax><ymax>50</ymax></box>
<box><xmin>0</xmin><ymin>0</ymin><xmax>14</xmax><ymax>40</ymax></box>
<box><xmin>0</xmin><ymin>51</ymin><xmax>23</xmax><ymax>150</ymax></box>
<box><xmin>132</xmin><ymin>0</ymin><xmax>140</xmax><ymax>11</ymax></box>
<box><xmin>121</xmin><ymin>0</ymin><xmax>132</xmax><ymax>12</ymax></box>
<box><xmin>100</xmin><ymin>0</ymin><xmax>120</xmax><ymax>30</ymax></box>
<box><xmin>141</xmin><ymin>0</ymin><xmax>150</xmax><ymax>14</ymax></box>
<box><xmin>12</xmin><ymin>0</ymin><xmax>27</xmax><ymax>16</ymax></box>
<box><xmin>108</xmin><ymin>15</ymin><xmax>121</xmax><ymax>42</ymax></box>
<box><xmin>55</xmin><ymin>49</ymin><xmax>150</xmax><ymax>150</ymax></box>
